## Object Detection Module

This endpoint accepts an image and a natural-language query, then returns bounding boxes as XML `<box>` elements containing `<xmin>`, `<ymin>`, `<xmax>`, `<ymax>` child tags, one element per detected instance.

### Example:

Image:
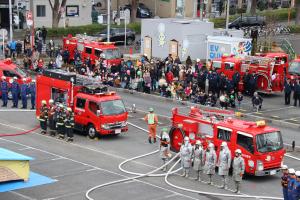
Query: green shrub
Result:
<box><xmin>288</xmin><ymin>25</ymin><xmax>300</xmax><ymax>33</ymax></box>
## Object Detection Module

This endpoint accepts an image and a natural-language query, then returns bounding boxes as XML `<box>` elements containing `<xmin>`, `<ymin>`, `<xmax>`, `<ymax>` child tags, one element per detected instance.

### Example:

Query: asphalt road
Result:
<box><xmin>0</xmin><ymin>91</ymin><xmax>300</xmax><ymax>200</ymax></box>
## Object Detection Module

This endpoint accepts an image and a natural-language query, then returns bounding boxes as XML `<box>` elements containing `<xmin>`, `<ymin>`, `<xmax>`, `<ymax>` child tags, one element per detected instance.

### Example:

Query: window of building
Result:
<box><xmin>217</xmin><ymin>128</ymin><xmax>231</xmax><ymax>141</ymax></box>
<box><xmin>76</xmin><ymin>98</ymin><xmax>86</xmax><ymax>109</ymax></box>
<box><xmin>36</xmin><ymin>5</ymin><xmax>46</xmax><ymax>17</ymax></box>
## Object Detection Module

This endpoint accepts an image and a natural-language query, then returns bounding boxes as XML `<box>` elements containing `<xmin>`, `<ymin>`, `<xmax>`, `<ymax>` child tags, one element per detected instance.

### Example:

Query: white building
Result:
<box><xmin>30</xmin><ymin>0</ymin><xmax>92</xmax><ymax>28</ymax></box>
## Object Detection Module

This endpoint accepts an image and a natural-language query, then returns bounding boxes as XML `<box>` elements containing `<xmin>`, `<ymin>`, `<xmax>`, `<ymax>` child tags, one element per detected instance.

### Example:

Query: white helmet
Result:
<box><xmin>1</xmin><ymin>76</ymin><xmax>6</xmax><ymax>80</ymax></box>
<box><xmin>32</xmin><ymin>79</ymin><xmax>36</xmax><ymax>83</ymax></box>
<box><xmin>49</xmin><ymin>99</ymin><xmax>54</xmax><ymax>104</ymax></box>
<box><xmin>235</xmin><ymin>149</ymin><xmax>242</xmax><ymax>154</ymax></box>
<box><xmin>184</xmin><ymin>136</ymin><xmax>189</xmax><ymax>142</ymax></box>
<box><xmin>13</xmin><ymin>76</ymin><xmax>17</xmax><ymax>80</ymax></box>
<box><xmin>221</xmin><ymin>141</ymin><xmax>227</xmax><ymax>147</ymax></box>
<box><xmin>196</xmin><ymin>58</ymin><xmax>200</xmax><ymax>62</ymax></box>
<box><xmin>59</xmin><ymin>104</ymin><xmax>64</xmax><ymax>108</ymax></box>
<box><xmin>196</xmin><ymin>140</ymin><xmax>201</xmax><ymax>145</ymax></box>
<box><xmin>67</xmin><ymin>107</ymin><xmax>72</xmax><ymax>111</ymax></box>
<box><xmin>281</xmin><ymin>165</ymin><xmax>288</xmax><ymax>170</ymax></box>
<box><xmin>41</xmin><ymin>100</ymin><xmax>47</xmax><ymax>105</ymax></box>
<box><xmin>289</xmin><ymin>168</ymin><xmax>296</xmax><ymax>174</ymax></box>
<box><xmin>23</xmin><ymin>78</ymin><xmax>26</xmax><ymax>82</ymax></box>
<box><xmin>296</xmin><ymin>171</ymin><xmax>300</xmax><ymax>177</ymax></box>
<box><xmin>208</xmin><ymin>143</ymin><xmax>214</xmax><ymax>149</ymax></box>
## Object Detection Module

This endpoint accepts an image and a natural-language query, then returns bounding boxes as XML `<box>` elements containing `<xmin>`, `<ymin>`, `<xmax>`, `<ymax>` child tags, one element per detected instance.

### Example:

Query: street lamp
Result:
<box><xmin>107</xmin><ymin>0</ymin><xmax>111</xmax><ymax>42</ymax></box>
<box><xmin>225</xmin><ymin>0</ymin><xmax>230</xmax><ymax>32</ymax></box>
<box><xmin>9</xmin><ymin>0</ymin><xmax>13</xmax><ymax>42</ymax></box>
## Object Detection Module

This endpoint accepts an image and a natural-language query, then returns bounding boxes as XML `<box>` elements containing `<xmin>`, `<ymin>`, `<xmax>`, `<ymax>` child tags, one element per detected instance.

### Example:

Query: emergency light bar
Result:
<box><xmin>256</xmin><ymin>120</ymin><xmax>266</xmax><ymax>127</ymax></box>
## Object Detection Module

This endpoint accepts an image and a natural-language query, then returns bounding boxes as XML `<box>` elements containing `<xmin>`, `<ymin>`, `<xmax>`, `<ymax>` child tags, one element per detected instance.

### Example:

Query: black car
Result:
<box><xmin>94</xmin><ymin>28</ymin><xmax>136</xmax><ymax>45</ymax></box>
<box><xmin>122</xmin><ymin>3</ymin><xmax>152</xmax><ymax>18</ymax></box>
<box><xmin>228</xmin><ymin>16</ymin><xmax>266</xmax><ymax>29</ymax></box>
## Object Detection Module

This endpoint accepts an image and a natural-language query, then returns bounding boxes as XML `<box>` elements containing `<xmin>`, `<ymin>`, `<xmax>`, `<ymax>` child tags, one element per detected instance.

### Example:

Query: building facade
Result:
<box><xmin>31</xmin><ymin>0</ymin><xmax>92</xmax><ymax>28</ymax></box>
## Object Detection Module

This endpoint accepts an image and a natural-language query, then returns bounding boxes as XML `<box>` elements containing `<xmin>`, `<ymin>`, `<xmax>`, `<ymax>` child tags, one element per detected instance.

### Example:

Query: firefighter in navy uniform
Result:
<box><xmin>65</xmin><ymin>107</ymin><xmax>74</xmax><ymax>142</ymax></box>
<box><xmin>1</xmin><ymin>76</ymin><xmax>8</xmax><ymax>107</ymax></box>
<box><xmin>280</xmin><ymin>165</ymin><xmax>289</xmax><ymax>200</ymax></box>
<box><xmin>48</xmin><ymin>99</ymin><xmax>56</xmax><ymax>137</ymax></box>
<box><xmin>38</xmin><ymin>100</ymin><xmax>48</xmax><ymax>134</ymax></box>
<box><xmin>56</xmin><ymin>104</ymin><xmax>66</xmax><ymax>139</ymax></box>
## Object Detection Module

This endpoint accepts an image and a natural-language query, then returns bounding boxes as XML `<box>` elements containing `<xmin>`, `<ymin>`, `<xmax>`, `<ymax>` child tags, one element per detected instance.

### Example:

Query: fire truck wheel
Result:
<box><xmin>169</xmin><ymin>127</ymin><xmax>185</xmax><ymax>153</ymax></box>
<box><xmin>87</xmin><ymin>124</ymin><xmax>97</xmax><ymax>139</ymax></box>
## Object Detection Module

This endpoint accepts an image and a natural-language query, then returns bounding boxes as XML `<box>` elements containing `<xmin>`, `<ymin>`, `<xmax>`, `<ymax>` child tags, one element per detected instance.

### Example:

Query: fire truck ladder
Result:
<box><xmin>192</xmin><ymin>108</ymin><xmax>235</xmax><ymax>121</ymax></box>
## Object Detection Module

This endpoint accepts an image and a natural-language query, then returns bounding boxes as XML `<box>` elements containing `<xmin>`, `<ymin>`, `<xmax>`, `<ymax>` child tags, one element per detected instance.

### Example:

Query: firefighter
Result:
<box><xmin>232</xmin><ymin>70</ymin><xmax>241</xmax><ymax>93</ymax></box>
<box><xmin>218</xmin><ymin>142</ymin><xmax>231</xmax><ymax>189</ymax></box>
<box><xmin>284</xmin><ymin>79</ymin><xmax>292</xmax><ymax>105</ymax></box>
<box><xmin>160</xmin><ymin>128</ymin><xmax>170</xmax><ymax>172</ymax></box>
<box><xmin>144</xmin><ymin>108</ymin><xmax>158</xmax><ymax>144</ymax></box>
<box><xmin>180</xmin><ymin>136</ymin><xmax>193</xmax><ymax>178</ymax></box>
<box><xmin>65</xmin><ymin>107</ymin><xmax>74</xmax><ymax>142</ymax></box>
<box><xmin>1</xmin><ymin>76</ymin><xmax>8</xmax><ymax>107</ymax></box>
<box><xmin>20</xmin><ymin>78</ymin><xmax>28</xmax><ymax>109</ymax></box>
<box><xmin>281</xmin><ymin>165</ymin><xmax>289</xmax><ymax>200</ymax></box>
<box><xmin>288</xmin><ymin>168</ymin><xmax>296</xmax><ymax>200</ymax></box>
<box><xmin>293</xmin><ymin>79</ymin><xmax>300</xmax><ymax>107</ymax></box>
<box><xmin>292</xmin><ymin>171</ymin><xmax>300</xmax><ymax>200</ymax></box>
<box><xmin>29</xmin><ymin>80</ymin><xmax>36</xmax><ymax>109</ymax></box>
<box><xmin>204</xmin><ymin>142</ymin><xmax>217</xmax><ymax>185</ymax></box>
<box><xmin>38</xmin><ymin>100</ymin><xmax>48</xmax><ymax>134</ymax></box>
<box><xmin>48</xmin><ymin>99</ymin><xmax>56</xmax><ymax>137</ymax></box>
<box><xmin>56</xmin><ymin>104</ymin><xmax>66</xmax><ymax>139</ymax></box>
<box><xmin>232</xmin><ymin>149</ymin><xmax>245</xmax><ymax>194</ymax></box>
<box><xmin>11</xmin><ymin>77</ymin><xmax>20</xmax><ymax>108</ymax></box>
<box><xmin>192</xmin><ymin>140</ymin><xmax>204</xmax><ymax>181</ymax></box>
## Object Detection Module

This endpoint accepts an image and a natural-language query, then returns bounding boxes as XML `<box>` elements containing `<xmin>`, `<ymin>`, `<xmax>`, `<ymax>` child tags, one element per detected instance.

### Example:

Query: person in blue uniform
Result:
<box><xmin>281</xmin><ymin>165</ymin><xmax>289</xmax><ymax>200</ymax></box>
<box><xmin>29</xmin><ymin>80</ymin><xmax>36</xmax><ymax>109</ymax></box>
<box><xmin>11</xmin><ymin>77</ymin><xmax>20</xmax><ymax>108</ymax></box>
<box><xmin>292</xmin><ymin>171</ymin><xmax>300</xmax><ymax>200</ymax></box>
<box><xmin>1</xmin><ymin>76</ymin><xmax>8</xmax><ymax>107</ymax></box>
<box><xmin>20</xmin><ymin>78</ymin><xmax>28</xmax><ymax>109</ymax></box>
<box><xmin>288</xmin><ymin>168</ymin><xmax>296</xmax><ymax>200</ymax></box>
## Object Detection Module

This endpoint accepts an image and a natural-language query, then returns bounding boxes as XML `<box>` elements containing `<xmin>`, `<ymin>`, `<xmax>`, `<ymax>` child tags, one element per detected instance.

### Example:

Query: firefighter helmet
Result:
<box><xmin>289</xmin><ymin>168</ymin><xmax>295</xmax><ymax>174</ymax></box>
<box><xmin>184</xmin><ymin>136</ymin><xmax>189</xmax><ymax>142</ymax></box>
<box><xmin>221</xmin><ymin>141</ymin><xmax>227</xmax><ymax>147</ymax></box>
<box><xmin>149</xmin><ymin>107</ymin><xmax>154</xmax><ymax>112</ymax></box>
<box><xmin>13</xmin><ymin>76</ymin><xmax>17</xmax><ymax>80</ymax></box>
<box><xmin>32</xmin><ymin>79</ymin><xmax>36</xmax><ymax>83</ymax></box>
<box><xmin>1</xmin><ymin>76</ymin><xmax>6</xmax><ymax>80</ymax></box>
<box><xmin>235</xmin><ymin>149</ymin><xmax>242</xmax><ymax>154</ymax></box>
<box><xmin>23</xmin><ymin>78</ymin><xmax>26</xmax><ymax>82</ymax></box>
<box><xmin>296</xmin><ymin>171</ymin><xmax>300</xmax><ymax>177</ymax></box>
<box><xmin>208</xmin><ymin>143</ymin><xmax>214</xmax><ymax>149</ymax></box>
<box><xmin>59</xmin><ymin>104</ymin><xmax>64</xmax><ymax>108</ymax></box>
<box><xmin>49</xmin><ymin>99</ymin><xmax>54</xmax><ymax>104</ymax></box>
<box><xmin>67</xmin><ymin>107</ymin><xmax>72</xmax><ymax>111</ymax></box>
<box><xmin>281</xmin><ymin>165</ymin><xmax>288</xmax><ymax>170</ymax></box>
<box><xmin>41</xmin><ymin>100</ymin><xmax>46</xmax><ymax>105</ymax></box>
<box><xmin>195</xmin><ymin>140</ymin><xmax>201</xmax><ymax>145</ymax></box>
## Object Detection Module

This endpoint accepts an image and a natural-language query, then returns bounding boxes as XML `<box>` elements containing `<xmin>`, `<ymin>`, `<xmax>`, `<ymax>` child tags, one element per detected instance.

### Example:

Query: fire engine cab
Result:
<box><xmin>36</xmin><ymin>69</ymin><xmax>128</xmax><ymax>138</ymax></box>
<box><xmin>63</xmin><ymin>34</ymin><xmax>122</xmax><ymax>67</ymax></box>
<box><xmin>169</xmin><ymin>107</ymin><xmax>285</xmax><ymax>176</ymax></box>
<box><xmin>212</xmin><ymin>55</ymin><xmax>285</xmax><ymax>93</ymax></box>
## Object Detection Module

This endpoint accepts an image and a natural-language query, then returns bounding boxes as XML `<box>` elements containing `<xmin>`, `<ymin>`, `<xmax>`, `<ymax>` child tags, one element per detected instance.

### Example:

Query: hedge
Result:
<box><xmin>288</xmin><ymin>25</ymin><xmax>300</xmax><ymax>33</ymax></box>
<box><xmin>211</xmin><ymin>8</ymin><xmax>296</xmax><ymax>28</ymax></box>
<box><xmin>47</xmin><ymin>22</ymin><xmax>141</xmax><ymax>38</ymax></box>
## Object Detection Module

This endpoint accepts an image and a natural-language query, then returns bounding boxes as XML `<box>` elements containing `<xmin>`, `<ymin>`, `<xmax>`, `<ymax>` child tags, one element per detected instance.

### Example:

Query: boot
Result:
<box><xmin>184</xmin><ymin>170</ymin><xmax>189</xmax><ymax>178</ymax></box>
<box><xmin>181</xmin><ymin>171</ymin><xmax>186</xmax><ymax>177</ymax></box>
<box><xmin>197</xmin><ymin>172</ymin><xmax>201</xmax><ymax>181</ymax></box>
<box><xmin>148</xmin><ymin>137</ymin><xmax>152</xmax><ymax>144</ymax></box>
<box><xmin>153</xmin><ymin>137</ymin><xmax>156</xmax><ymax>143</ymax></box>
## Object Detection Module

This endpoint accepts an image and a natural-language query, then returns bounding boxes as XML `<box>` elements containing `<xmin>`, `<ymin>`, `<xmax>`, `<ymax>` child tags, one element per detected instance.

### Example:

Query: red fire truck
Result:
<box><xmin>169</xmin><ymin>107</ymin><xmax>285</xmax><ymax>176</ymax></box>
<box><xmin>63</xmin><ymin>34</ymin><xmax>122</xmax><ymax>67</ymax></box>
<box><xmin>36</xmin><ymin>70</ymin><xmax>128</xmax><ymax>138</ymax></box>
<box><xmin>0</xmin><ymin>59</ymin><xmax>32</xmax><ymax>97</ymax></box>
<box><xmin>212</xmin><ymin>54</ymin><xmax>285</xmax><ymax>93</ymax></box>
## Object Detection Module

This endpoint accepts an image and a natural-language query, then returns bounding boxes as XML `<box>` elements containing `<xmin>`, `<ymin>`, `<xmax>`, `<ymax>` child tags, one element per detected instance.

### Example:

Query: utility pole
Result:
<box><xmin>193</xmin><ymin>0</ymin><xmax>197</xmax><ymax>18</ymax></box>
<box><xmin>200</xmin><ymin>0</ymin><xmax>203</xmax><ymax>20</ymax></box>
<box><xmin>9</xmin><ymin>0</ymin><xmax>13</xmax><ymax>42</ymax></box>
<box><xmin>107</xmin><ymin>0</ymin><xmax>111</xmax><ymax>42</ymax></box>
<box><xmin>225</xmin><ymin>0</ymin><xmax>230</xmax><ymax>32</ymax></box>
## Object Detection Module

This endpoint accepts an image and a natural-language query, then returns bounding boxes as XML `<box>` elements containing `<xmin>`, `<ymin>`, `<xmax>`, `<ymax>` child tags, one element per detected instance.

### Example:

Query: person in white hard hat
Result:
<box><xmin>204</xmin><ymin>142</ymin><xmax>217</xmax><ymax>185</ymax></box>
<box><xmin>232</xmin><ymin>149</ymin><xmax>245</xmax><ymax>194</ymax></box>
<box><xmin>292</xmin><ymin>171</ymin><xmax>300</xmax><ymax>200</ymax></box>
<box><xmin>38</xmin><ymin>100</ymin><xmax>48</xmax><ymax>134</ymax></box>
<box><xmin>218</xmin><ymin>141</ymin><xmax>231</xmax><ymax>189</ymax></box>
<box><xmin>1</xmin><ymin>76</ymin><xmax>8</xmax><ymax>107</ymax></box>
<box><xmin>29</xmin><ymin>79</ymin><xmax>36</xmax><ymax>109</ymax></box>
<box><xmin>160</xmin><ymin>128</ymin><xmax>171</xmax><ymax>172</ymax></box>
<box><xmin>65</xmin><ymin>107</ymin><xmax>74</xmax><ymax>142</ymax></box>
<box><xmin>281</xmin><ymin>164</ymin><xmax>289</xmax><ymax>200</ymax></box>
<box><xmin>192</xmin><ymin>140</ymin><xmax>204</xmax><ymax>181</ymax></box>
<box><xmin>180</xmin><ymin>136</ymin><xmax>193</xmax><ymax>178</ymax></box>
<box><xmin>20</xmin><ymin>78</ymin><xmax>28</xmax><ymax>109</ymax></box>
<box><xmin>56</xmin><ymin>104</ymin><xmax>66</xmax><ymax>139</ymax></box>
<box><xmin>48</xmin><ymin>99</ymin><xmax>56</xmax><ymax>136</ymax></box>
<box><xmin>288</xmin><ymin>168</ymin><xmax>296</xmax><ymax>200</ymax></box>
<box><xmin>11</xmin><ymin>76</ymin><xmax>20</xmax><ymax>108</ymax></box>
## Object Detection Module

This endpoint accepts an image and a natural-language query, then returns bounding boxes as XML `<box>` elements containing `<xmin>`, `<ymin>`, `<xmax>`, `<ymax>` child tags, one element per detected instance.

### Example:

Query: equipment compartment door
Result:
<box><xmin>144</xmin><ymin>36</ymin><xmax>152</xmax><ymax>58</ymax></box>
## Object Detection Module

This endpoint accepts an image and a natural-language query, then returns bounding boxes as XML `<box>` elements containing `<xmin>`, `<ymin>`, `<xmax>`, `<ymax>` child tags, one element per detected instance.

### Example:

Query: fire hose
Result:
<box><xmin>0</xmin><ymin>125</ymin><xmax>40</xmax><ymax>137</ymax></box>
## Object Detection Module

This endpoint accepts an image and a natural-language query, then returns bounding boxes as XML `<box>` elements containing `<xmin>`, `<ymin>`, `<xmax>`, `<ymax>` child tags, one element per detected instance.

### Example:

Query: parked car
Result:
<box><xmin>122</xmin><ymin>3</ymin><xmax>152</xmax><ymax>18</ymax></box>
<box><xmin>228</xmin><ymin>16</ymin><xmax>266</xmax><ymax>29</ymax></box>
<box><xmin>94</xmin><ymin>28</ymin><xmax>136</xmax><ymax>45</ymax></box>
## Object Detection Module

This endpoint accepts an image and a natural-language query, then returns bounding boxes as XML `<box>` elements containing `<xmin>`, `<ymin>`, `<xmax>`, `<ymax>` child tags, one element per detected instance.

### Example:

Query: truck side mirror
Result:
<box><xmin>96</xmin><ymin>110</ymin><xmax>101</xmax><ymax>116</ymax></box>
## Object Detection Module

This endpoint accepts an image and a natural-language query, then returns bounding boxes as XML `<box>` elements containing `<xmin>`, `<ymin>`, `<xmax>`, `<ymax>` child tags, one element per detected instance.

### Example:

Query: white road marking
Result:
<box><xmin>0</xmin><ymin>109</ymin><xmax>36</xmax><ymax>112</ymax></box>
<box><xmin>248</xmin><ymin>106</ymin><xmax>294</xmax><ymax>115</ymax></box>
<box><xmin>9</xmin><ymin>191</ymin><xmax>36</xmax><ymax>200</ymax></box>
<box><xmin>285</xmin><ymin>153</ymin><xmax>300</xmax><ymax>161</ymax></box>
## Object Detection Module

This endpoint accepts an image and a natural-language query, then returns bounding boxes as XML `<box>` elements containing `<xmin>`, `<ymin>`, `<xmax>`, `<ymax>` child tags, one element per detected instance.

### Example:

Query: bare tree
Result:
<box><xmin>48</xmin><ymin>0</ymin><xmax>67</xmax><ymax>28</ymax></box>
<box><xmin>250</xmin><ymin>0</ymin><xmax>257</xmax><ymax>15</ymax></box>
<box><xmin>131</xmin><ymin>0</ymin><xmax>138</xmax><ymax>22</ymax></box>
<box><xmin>296</xmin><ymin>0</ymin><xmax>300</xmax><ymax>25</ymax></box>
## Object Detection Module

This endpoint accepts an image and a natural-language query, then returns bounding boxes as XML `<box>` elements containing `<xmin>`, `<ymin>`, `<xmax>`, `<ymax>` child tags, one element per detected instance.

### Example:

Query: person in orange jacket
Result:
<box><xmin>144</xmin><ymin>107</ymin><xmax>158</xmax><ymax>144</ymax></box>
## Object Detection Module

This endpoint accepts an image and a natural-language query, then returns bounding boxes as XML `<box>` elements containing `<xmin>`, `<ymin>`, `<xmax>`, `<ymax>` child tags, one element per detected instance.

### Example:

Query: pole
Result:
<box><xmin>193</xmin><ymin>0</ymin><xmax>197</xmax><ymax>18</ymax></box>
<box><xmin>200</xmin><ymin>0</ymin><xmax>203</xmax><ymax>20</ymax></box>
<box><xmin>2</xmin><ymin>29</ymin><xmax>5</xmax><ymax>56</ymax></box>
<box><xmin>107</xmin><ymin>0</ymin><xmax>111</xmax><ymax>42</ymax></box>
<box><xmin>225</xmin><ymin>0</ymin><xmax>230</xmax><ymax>32</ymax></box>
<box><xmin>124</xmin><ymin>17</ymin><xmax>127</xmax><ymax>49</ymax></box>
<box><xmin>154</xmin><ymin>0</ymin><xmax>157</xmax><ymax>16</ymax></box>
<box><xmin>9</xmin><ymin>0</ymin><xmax>13</xmax><ymax>42</ymax></box>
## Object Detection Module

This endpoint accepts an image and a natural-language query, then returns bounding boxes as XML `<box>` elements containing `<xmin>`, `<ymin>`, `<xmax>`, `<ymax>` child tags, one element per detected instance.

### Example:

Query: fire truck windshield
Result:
<box><xmin>256</xmin><ymin>131</ymin><xmax>283</xmax><ymax>153</ymax></box>
<box><xmin>15</xmin><ymin>67</ymin><xmax>27</xmax><ymax>77</ymax></box>
<box><xmin>100</xmin><ymin>100</ymin><xmax>126</xmax><ymax>115</ymax></box>
<box><xmin>288</xmin><ymin>61</ymin><xmax>300</xmax><ymax>75</ymax></box>
<box><xmin>103</xmin><ymin>49</ymin><xmax>121</xmax><ymax>59</ymax></box>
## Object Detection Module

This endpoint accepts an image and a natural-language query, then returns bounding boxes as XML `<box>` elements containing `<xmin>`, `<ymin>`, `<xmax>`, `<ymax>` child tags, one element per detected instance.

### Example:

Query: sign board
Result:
<box><xmin>0</xmin><ymin>29</ymin><xmax>8</xmax><ymax>37</ymax></box>
<box><xmin>26</xmin><ymin>11</ymin><xmax>33</xmax><ymax>26</ymax></box>
<box><xmin>208</xmin><ymin>42</ymin><xmax>231</xmax><ymax>60</ymax></box>
<box><xmin>97</xmin><ymin>15</ymin><xmax>103</xmax><ymax>24</ymax></box>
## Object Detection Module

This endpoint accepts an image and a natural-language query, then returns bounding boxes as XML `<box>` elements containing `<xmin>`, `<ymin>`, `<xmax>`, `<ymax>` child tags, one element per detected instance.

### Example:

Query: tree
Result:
<box><xmin>250</xmin><ymin>0</ymin><xmax>257</xmax><ymax>15</ymax></box>
<box><xmin>48</xmin><ymin>0</ymin><xmax>67</xmax><ymax>28</ymax></box>
<box><xmin>131</xmin><ymin>0</ymin><xmax>138</xmax><ymax>22</ymax></box>
<box><xmin>296</xmin><ymin>0</ymin><xmax>300</xmax><ymax>25</ymax></box>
